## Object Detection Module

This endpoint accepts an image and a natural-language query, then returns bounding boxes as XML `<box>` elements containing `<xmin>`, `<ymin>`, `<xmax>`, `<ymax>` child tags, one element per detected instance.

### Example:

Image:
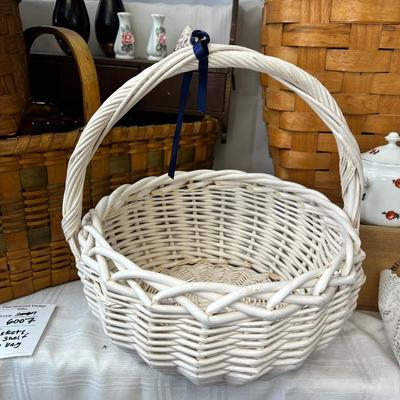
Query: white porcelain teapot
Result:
<box><xmin>361</xmin><ymin>132</ymin><xmax>400</xmax><ymax>226</ymax></box>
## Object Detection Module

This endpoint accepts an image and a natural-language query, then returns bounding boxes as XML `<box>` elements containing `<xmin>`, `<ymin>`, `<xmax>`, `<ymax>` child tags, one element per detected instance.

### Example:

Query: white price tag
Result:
<box><xmin>0</xmin><ymin>304</ymin><xmax>55</xmax><ymax>359</ymax></box>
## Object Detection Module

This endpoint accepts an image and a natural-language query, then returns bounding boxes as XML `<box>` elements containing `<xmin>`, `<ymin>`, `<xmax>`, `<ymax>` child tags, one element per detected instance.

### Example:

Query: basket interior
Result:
<box><xmin>103</xmin><ymin>178</ymin><xmax>345</xmax><ymax>307</ymax></box>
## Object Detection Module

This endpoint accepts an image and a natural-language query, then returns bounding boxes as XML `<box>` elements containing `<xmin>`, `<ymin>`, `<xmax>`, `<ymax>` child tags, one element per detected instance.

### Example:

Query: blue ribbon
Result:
<box><xmin>168</xmin><ymin>30</ymin><xmax>210</xmax><ymax>179</ymax></box>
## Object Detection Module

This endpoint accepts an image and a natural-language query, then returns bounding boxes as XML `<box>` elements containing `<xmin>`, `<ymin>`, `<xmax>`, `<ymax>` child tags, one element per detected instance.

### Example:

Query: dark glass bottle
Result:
<box><xmin>52</xmin><ymin>0</ymin><xmax>90</xmax><ymax>54</ymax></box>
<box><xmin>95</xmin><ymin>0</ymin><xmax>125</xmax><ymax>57</ymax></box>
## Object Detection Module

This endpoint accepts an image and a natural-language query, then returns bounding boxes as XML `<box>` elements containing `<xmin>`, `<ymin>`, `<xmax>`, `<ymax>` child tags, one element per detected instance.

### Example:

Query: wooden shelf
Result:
<box><xmin>28</xmin><ymin>52</ymin><xmax>232</xmax><ymax>136</ymax></box>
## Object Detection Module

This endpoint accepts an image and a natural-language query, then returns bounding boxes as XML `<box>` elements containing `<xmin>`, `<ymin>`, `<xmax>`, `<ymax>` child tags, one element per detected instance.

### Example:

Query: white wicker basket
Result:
<box><xmin>62</xmin><ymin>44</ymin><xmax>366</xmax><ymax>385</ymax></box>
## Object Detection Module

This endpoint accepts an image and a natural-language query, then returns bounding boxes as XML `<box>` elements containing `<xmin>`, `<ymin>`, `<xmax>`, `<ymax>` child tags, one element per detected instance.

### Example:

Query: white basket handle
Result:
<box><xmin>62</xmin><ymin>44</ymin><xmax>363</xmax><ymax>252</ymax></box>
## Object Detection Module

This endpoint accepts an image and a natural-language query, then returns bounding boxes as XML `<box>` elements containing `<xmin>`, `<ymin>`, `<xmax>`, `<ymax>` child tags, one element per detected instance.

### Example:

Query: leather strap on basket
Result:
<box><xmin>168</xmin><ymin>30</ymin><xmax>210</xmax><ymax>179</ymax></box>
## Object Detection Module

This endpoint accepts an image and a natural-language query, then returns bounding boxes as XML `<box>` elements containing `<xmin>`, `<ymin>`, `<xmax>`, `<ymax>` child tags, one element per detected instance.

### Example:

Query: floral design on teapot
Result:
<box><xmin>393</xmin><ymin>178</ymin><xmax>400</xmax><ymax>188</ymax></box>
<box><xmin>382</xmin><ymin>210</ymin><xmax>400</xmax><ymax>220</ymax></box>
<box><xmin>369</xmin><ymin>148</ymin><xmax>380</xmax><ymax>155</ymax></box>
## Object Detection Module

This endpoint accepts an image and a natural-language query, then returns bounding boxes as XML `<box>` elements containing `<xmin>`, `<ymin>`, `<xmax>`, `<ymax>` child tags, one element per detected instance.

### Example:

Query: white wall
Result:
<box><xmin>214</xmin><ymin>0</ymin><xmax>273</xmax><ymax>174</ymax></box>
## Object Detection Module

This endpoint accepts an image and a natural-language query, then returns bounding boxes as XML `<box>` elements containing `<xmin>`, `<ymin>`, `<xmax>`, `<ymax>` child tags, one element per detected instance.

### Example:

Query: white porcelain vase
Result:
<box><xmin>361</xmin><ymin>132</ymin><xmax>400</xmax><ymax>227</ymax></box>
<box><xmin>146</xmin><ymin>14</ymin><xmax>167</xmax><ymax>61</ymax></box>
<box><xmin>114</xmin><ymin>12</ymin><xmax>135</xmax><ymax>59</ymax></box>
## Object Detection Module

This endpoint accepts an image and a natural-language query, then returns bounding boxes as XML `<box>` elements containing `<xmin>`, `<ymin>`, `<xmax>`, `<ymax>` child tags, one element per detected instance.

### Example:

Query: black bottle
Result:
<box><xmin>95</xmin><ymin>0</ymin><xmax>125</xmax><ymax>57</ymax></box>
<box><xmin>52</xmin><ymin>0</ymin><xmax>90</xmax><ymax>54</ymax></box>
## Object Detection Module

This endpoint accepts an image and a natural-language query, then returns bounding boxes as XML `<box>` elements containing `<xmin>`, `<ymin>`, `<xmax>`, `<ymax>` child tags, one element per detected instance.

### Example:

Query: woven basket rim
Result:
<box><xmin>99</xmin><ymin>170</ymin><xmax>357</xmax><ymax>232</ymax></box>
<box><xmin>0</xmin><ymin>116</ymin><xmax>218</xmax><ymax>156</ymax></box>
<box><xmin>77</xmin><ymin>169</ymin><xmax>364</xmax><ymax>324</ymax></box>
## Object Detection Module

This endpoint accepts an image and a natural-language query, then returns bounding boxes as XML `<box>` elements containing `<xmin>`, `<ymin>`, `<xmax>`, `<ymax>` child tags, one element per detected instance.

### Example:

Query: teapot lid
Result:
<box><xmin>361</xmin><ymin>132</ymin><xmax>400</xmax><ymax>165</ymax></box>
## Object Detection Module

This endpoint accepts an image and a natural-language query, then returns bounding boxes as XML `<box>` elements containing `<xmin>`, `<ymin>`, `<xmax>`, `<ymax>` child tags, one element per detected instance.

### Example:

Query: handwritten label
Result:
<box><xmin>0</xmin><ymin>304</ymin><xmax>55</xmax><ymax>358</ymax></box>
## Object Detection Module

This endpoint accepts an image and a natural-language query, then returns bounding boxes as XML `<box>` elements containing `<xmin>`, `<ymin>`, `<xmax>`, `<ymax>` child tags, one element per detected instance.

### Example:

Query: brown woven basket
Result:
<box><xmin>261</xmin><ymin>0</ymin><xmax>400</xmax><ymax>203</ymax></box>
<box><xmin>0</xmin><ymin>27</ymin><xmax>217</xmax><ymax>302</ymax></box>
<box><xmin>0</xmin><ymin>0</ymin><xmax>29</xmax><ymax>136</ymax></box>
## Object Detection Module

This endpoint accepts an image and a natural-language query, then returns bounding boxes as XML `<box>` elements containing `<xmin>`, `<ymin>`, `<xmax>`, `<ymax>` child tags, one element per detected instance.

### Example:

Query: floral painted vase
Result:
<box><xmin>146</xmin><ymin>14</ymin><xmax>167</xmax><ymax>61</ymax></box>
<box><xmin>114</xmin><ymin>12</ymin><xmax>135</xmax><ymax>59</ymax></box>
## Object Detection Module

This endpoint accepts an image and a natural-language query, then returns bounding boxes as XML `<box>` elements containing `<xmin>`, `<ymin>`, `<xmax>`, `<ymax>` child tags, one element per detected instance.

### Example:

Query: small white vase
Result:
<box><xmin>114</xmin><ymin>12</ymin><xmax>135</xmax><ymax>59</ymax></box>
<box><xmin>146</xmin><ymin>14</ymin><xmax>167</xmax><ymax>61</ymax></box>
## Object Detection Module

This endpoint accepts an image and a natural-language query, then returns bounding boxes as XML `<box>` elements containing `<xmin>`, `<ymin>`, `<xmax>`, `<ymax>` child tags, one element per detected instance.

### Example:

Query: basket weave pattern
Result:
<box><xmin>261</xmin><ymin>0</ymin><xmax>400</xmax><ymax>203</ymax></box>
<box><xmin>62</xmin><ymin>45</ymin><xmax>365</xmax><ymax>385</ymax></box>
<box><xmin>0</xmin><ymin>0</ymin><xmax>29</xmax><ymax>136</ymax></box>
<box><xmin>0</xmin><ymin>120</ymin><xmax>216</xmax><ymax>303</ymax></box>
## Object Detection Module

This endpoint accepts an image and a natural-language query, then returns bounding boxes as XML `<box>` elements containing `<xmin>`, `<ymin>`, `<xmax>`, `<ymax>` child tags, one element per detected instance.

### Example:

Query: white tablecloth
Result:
<box><xmin>0</xmin><ymin>281</ymin><xmax>399</xmax><ymax>400</ymax></box>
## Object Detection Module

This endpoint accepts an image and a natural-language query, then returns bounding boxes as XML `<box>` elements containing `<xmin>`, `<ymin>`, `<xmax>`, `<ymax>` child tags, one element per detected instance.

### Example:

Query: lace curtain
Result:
<box><xmin>379</xmin><ymin>269</ymin><xmax>400</xmax><ymax>365</ymax></box>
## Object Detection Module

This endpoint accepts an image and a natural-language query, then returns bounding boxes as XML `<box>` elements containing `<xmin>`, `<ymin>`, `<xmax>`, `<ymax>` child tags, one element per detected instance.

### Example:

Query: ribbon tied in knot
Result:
<box><xmin>168</xmin><ymin>30</ymin><xmax>210</xmax><ymax>179</ymax></box>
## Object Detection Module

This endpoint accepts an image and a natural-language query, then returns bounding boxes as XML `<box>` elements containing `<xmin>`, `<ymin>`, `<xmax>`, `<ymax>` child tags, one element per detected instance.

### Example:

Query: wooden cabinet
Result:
<box><xmin>28</xmin><ymin>54</ymin><xmax>233</xmax><ymax>137</ymax></box>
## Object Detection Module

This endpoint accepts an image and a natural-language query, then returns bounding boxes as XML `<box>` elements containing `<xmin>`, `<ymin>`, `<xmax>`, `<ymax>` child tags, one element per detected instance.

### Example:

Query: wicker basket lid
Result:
<box><xmin>361</xmin><ymin>132</ymin><xmax>400</xmax><ymax>165</ymax></box>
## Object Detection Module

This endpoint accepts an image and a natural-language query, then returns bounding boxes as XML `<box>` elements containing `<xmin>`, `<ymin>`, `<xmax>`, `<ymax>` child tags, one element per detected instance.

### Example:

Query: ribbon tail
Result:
<box><xmin>168</xmin><ymin>71</ymin><xmax>193</xmax><ymax>179</ymax></box>
<box><xmin>197</xmin><ymin>58</ymin><xmax>208</xmax><ymax>113</ymax></box>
